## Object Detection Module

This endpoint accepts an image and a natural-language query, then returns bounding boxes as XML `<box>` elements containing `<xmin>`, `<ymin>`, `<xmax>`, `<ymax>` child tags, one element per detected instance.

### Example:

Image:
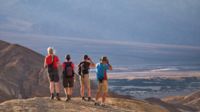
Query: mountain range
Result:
<box><xmin>0</xmin><ymin>40</ymin><xmax>50</xmax><ymax>102</ymax></box>
<box><xmin>0</xmin><ymin>40</ymin><xmax>200</xmax><ymax>112</ymax></box>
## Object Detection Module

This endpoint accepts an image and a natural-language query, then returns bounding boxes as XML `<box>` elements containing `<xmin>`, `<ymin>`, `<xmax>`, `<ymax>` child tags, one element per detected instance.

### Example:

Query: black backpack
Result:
<box><xmin>78</xmin><ymin>61</ymin><xmax>90</xmax><ymax>76</ymax></box>
<box><xmin>48</xmin><ymin>55</ymin><xmax>54</xmax><ymax>73</ymax></box>
<box><xmin>63</xmin><ymin>62</ymin><xmax>74</xmax><ymax>78</ymax></box>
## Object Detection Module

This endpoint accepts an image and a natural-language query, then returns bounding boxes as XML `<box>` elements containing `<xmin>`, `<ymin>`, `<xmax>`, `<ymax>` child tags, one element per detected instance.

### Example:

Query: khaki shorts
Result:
<box><xmin>80</xmin><ymin>74</ymin><xmax>90</xmax><ymax>88</ymax></box>
<box><xmin>97</xmin><ymin>80</ymin><xmax>108</xmax><ymax>93</ymax></box>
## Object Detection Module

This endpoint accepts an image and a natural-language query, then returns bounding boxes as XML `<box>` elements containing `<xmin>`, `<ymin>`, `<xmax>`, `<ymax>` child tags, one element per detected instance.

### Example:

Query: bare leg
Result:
<box><xmin>55</xmin><ymin>82</ymin><xmax>61</xmax><ymax>100</ymax></box>
<box><xmin>80</xmin><ymin>80</ymin><xmax>85</xmax><ymax>97</ymax></box>
<box><xmin>64</xmin><ymin>88</ymin><xmax>67</xmax><ymax>96</ymax></box>
<box><xmin>86</xmin><ymin>75</ymin><xmax>91</xmax><ymax>98</ymax></box>
<box><xmin>50</xmin><ymin>82</ymin><xmax>55</xmax><ymax>94</ymax></box>
<box><xmin>66</xmin><ymin>87</ymin><xmax>73</xmax><ymax>101</ymax></box>
<box><xmin>87</xmin><ymin>81</ymin><xmax>91</xmax><ymax>97</ymax></box>
<box><xmin>55</xmin><ymin>82</ymin><xmax>60</xmax><ymax>93</ymax></box>
<box><xmin>67</xmin><ymin>87</ymin><xmax>70</xmax><ymax>95</ymax></box>
<box><xmin>95</xmin><ymin>91</ymin><xmax>101</xmax><ymax>102</ymax></box>
<box><xmin>69</xmin><ymin>88</ymin><xmax>73</xmax><ymax>96</ymax></box>
<box><xmin>102</xmin><ymin>93</ymin><xmax>107</xmax><ymax>103</ymax></box>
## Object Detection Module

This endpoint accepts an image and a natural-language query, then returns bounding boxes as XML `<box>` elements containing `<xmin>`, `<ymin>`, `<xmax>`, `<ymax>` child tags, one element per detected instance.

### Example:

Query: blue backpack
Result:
<box><xmin>96</xmin><ymin>63</ymin><xmax>106</xmax><ymax>80</ymax></box>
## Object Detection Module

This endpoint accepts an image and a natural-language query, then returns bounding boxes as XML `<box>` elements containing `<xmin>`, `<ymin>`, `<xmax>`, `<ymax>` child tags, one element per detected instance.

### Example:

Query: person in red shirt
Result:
<box><xmin>44</xmin><ymin>47</ymin><xmax>61</xmax><ymax>100</ymax></box>
<box><xmin>62</xmin><ymin>54</ymin><xmax>76</xmax><ymax>102</ymax></box>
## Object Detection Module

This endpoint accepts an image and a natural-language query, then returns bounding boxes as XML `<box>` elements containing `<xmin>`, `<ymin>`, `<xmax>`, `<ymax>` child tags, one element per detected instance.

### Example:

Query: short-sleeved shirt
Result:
<box><xmin>62</xmin><ymin>61</ymin><xmax>75</xmax><ymax>70</ymax></box>
<box><xmin>96</xmin><ymin>63</ymin><xmax>109</xmax><ymax>80</ymax></box>
<box><xmin>45</xmin><ymin>55</ymin><xmax>59</xmax><ymax>69</ymax></box>
<box><xmin>79</xmin><ymin>61</ymin><xmax>90</xmax><ymax>74</ymax></box>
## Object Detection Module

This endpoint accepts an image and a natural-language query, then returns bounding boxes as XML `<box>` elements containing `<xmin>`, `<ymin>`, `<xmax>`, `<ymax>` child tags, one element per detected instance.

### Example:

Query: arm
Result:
<box><xmin>108</xmin><ymin>63</ymin><xmax>113</xmax><ymax>70</ymax></box>
<box><xmin>78</xmin><ymin>62</ymin><xmax>81</xmax><ymax>68</ymax></box>
<box><xmin>107</xmin><ymin>59</ymin><xmax>112</xmax><ymax>70</ymax></box>
<box><xmin>72</xmin><ymin>63</ymin><xmax>77</xmax><ymax>82</ymax></box>
<box><xmin>44</xmin><ymin>57</ymin><xmax>47</xmax><ymax>68</ymax></box>
<box><xmin>89</xmin><ymin>59</ymin><xmax>95</xmax><ymax>68</ymax></box>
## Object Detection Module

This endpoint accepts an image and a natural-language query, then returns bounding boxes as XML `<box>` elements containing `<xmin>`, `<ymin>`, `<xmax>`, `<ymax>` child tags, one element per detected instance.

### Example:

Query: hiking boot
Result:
<box><xmin>66</xmin><ymin>95</ymin><xmax>71</xmax><ymax>102</ymax></box>
<box><xmin>65</xmin><ymin>98</ymin><xmax>70</xmax><ymax>102</ymax></box>
<box><xmin>50</xmin><ymin>93</ymin><xmax>54</xmax><ymax>100</ymax></box>
<box><xmin>88</xmin><ymin>97</ymin><xmax>92</xmax><ymax>101</ymax></box>
<box><xmin>56</xmin><ymin>96</ymin><xmax>61</xmax><ymax>101</ymax></box>
<box><xmin>82</xmin><ymin>97</ymin><xmax>87</xmax><ymax>101</ymax></box>
<box><xmin>94</xmin><ymin>102</ymin><xmax>100</xmax><ymax>106</ymax></box>
<box><xmin>56</xmin><ymin>93</ymin><xmax>61</xmax><ymax>101</ymax></box>
<box><xmin>101</xmin><ymin>103</ymin><xmax>106</xmax><ymax>107</ymax></box>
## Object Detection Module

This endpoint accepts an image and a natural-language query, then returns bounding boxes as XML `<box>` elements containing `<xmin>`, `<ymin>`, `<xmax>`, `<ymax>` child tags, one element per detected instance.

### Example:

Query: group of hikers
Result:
<box><xmin>44</xmin><ymin>47</ymin><xmax>112</xmax><ymax>106</ymax></box>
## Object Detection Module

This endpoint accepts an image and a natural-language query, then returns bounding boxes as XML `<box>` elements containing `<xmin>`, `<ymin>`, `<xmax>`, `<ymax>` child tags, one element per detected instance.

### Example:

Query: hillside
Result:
<box><xmin>0</xmin><ymin>40</ymin><xmax>51</xmax><ymax>102</ymax></box>
<box><xmin>0</xmin><ymin>97</ymin><xmax>168</xmax><ymax>112</ymax></box>
<box><xmin>145</xmin><ymin>90</ymin><xmax>200</xmax><ymax>112</ymax></box>
<box><xmin>163</xmin><ymin>90</ymin><xmax>200</xmax><ymax>110</ymax></box>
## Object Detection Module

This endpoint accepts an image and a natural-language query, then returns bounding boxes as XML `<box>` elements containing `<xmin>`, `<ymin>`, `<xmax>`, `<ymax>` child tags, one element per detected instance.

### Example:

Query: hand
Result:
<box><xmin>107</xmin><ymin>60</ymin><xmax>109</xmax><ymax>64</ymax></box>
<box><xmin>88</xmin><ymin>57</ymin><xmax>93</xmax><ymax>63</ymax></box>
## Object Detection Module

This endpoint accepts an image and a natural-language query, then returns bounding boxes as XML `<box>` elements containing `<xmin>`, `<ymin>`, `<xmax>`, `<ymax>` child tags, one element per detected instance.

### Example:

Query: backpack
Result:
<box><xmin>78</xmin><ymin>61</ymin><xmax>90</xmax><ymax>76</ymax></box>
<box><xmin>48</xmin><ymin>55</ymin><xmax>54</xmax><ymax>73</ymax></box>
<box><xmin>96</xmin><ymin>63</ymin><xmax>105</xmax><ymax>81</ymax></box>
<box><xmin>63</xmin><ymin>62</ymin><xmax>74</xmax><ymax>78</ymax></box>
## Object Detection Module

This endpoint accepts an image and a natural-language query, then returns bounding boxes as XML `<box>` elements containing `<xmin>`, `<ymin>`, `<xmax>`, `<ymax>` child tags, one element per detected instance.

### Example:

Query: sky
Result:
<box><xmin>0</xmin><ymin>0</ymin><xmax>200</xmax><ymax>66</ymax></box>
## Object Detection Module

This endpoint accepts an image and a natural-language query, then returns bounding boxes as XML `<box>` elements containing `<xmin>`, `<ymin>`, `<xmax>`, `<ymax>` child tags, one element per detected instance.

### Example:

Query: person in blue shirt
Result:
<box><xmin>95</xmin><ymin>56</ymin><xmax>112</xmax><ymax>106</ymax></box>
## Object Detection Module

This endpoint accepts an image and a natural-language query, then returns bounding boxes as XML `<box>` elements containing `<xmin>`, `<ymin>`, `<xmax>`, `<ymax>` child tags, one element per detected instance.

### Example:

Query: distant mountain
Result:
<box><xmin>0</xmin><ymin>97</ymin><xmax>168</xmax><ymax>112</ymax></box>
<box><xmin>0</xmin><ymin>40</ymin><xmax>49</xmax><ymax>102</ymax></box>
<box><xmin>145</xmin><ymin>90</ymin><xmax>200</xmax><ymax>112</ymax></box>
<box><xmin>163</xmin><ymin>90</ymin><xmax>200</xmax><ymax>110</ymax></box>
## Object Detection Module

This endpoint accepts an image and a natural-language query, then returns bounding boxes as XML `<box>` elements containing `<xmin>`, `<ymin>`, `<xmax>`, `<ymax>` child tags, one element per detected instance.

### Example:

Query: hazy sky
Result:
<box><xmin>0</xmin><ymin>0</ymin><xmax>200</xmax><ymax>46</ymax></box>
<box><xmin>0</xmin><ymin>0</ymin><xmax>200</xmax><ymax>66</ymax></box>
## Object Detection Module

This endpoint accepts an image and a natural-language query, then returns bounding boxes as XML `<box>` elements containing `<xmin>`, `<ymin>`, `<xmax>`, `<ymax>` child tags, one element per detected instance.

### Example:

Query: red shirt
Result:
<box><xmin>62</xmin><ymin>61</ymin><xmax>75</xmax><ymax>70</ymax></box>
<box><xmin>45</xmin><ymin>55</ymin><xmax>59</xmax><ymax>69</ymax></box>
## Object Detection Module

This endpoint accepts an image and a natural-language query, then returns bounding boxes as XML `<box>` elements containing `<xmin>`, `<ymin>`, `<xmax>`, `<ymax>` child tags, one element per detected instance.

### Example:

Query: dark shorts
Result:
<box><xmin>63</xmin><ymin>77</ymin><xmax>74</xmax><ymax>88</ymax></box>
<box><xmin>48</xmin><ymin>69</ymin><xmax>59</xmax><ymax>82</ymax></box>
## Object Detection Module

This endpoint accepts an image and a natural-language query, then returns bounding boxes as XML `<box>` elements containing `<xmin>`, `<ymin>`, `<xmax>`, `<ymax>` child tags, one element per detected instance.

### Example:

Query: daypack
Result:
<box><xmin>48</xmin><ymin>55</ymin><xmax>54</xmax><ymax>73</ymax></box>
<box><xmin>63</xmin><ymin>62</ymin><xmax>74</xmax><ymax>78</ymax></box>
<box><xmin>96</xmin><ymin>63</ymin><xmax>106</xmax><ymax>81</ymax></box>
<box><xmin>78</xmin><ymin>61</ymin><xmax>90</xmax><ymax>76</ymax></box>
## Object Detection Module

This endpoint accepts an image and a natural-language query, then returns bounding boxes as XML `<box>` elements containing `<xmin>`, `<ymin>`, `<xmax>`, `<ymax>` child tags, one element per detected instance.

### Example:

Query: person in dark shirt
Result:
<box><xmin>78</xmin><ymin>55</ymin><xmax>95</xmax><ymax>101</ymax></box>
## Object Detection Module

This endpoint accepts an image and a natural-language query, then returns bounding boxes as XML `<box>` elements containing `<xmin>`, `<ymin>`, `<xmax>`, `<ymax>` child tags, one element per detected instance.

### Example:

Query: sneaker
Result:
<box><xmin>88</xmin><ymin>97</ymin><xmax>92</xmax><ymax>101</ymax></box>
<box><xmin>101</xmin><ymin>103</ymin><xmax>106</xmax><ymax>107</ymax></box>
<box><xmin>68</xmin><ymin>95</ymin><xmax>71</xmax><ymax>101</ymax></box>
<box><xmin>65</xmin><ymin>98</ymin><xmax>70</xmax><ymax>102</ymax></box>
<box><xmin>94</xmin><ymin>102</ymin><xmax>100</xmax><ymax>106</ymax></box>
<box><xmin>56</xmin><ymin>93</ymin><xmax>61</xmax><ymax>101</ymax></box>
<box><xmin>56</xmin><ymin>96</ymin><xmax>61</xmax><ymax>101</ymax></box>
<box><xmin>82</xmin><ymin>97</ymin><xmax>87</xmax><ymax>101</ymax></box>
